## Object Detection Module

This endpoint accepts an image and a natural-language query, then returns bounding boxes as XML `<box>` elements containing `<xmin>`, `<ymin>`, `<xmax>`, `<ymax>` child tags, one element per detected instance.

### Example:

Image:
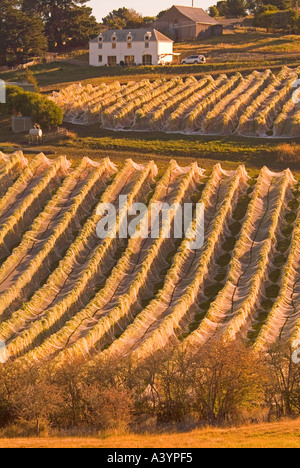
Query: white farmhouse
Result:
<box><xmin>89</xmin><ymin>29</ymin><xmax>173</xmax><ymax>67</ymax></box>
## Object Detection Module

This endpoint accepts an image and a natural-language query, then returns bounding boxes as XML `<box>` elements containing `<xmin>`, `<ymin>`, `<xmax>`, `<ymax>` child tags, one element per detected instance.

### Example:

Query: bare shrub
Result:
<box><xmin>66</xmin><ymin>130</ymin><xmax>78</xmax><ymax>140</ymax></box>
<box><xmin>265</xmin><ymin>342</ymin><xmax>300</xmax><ymax>418</ymax></box>
<box><xmin>0</xmin><ymin>419</ymin><xmax>50</xmax><ymax>438</ymax></box>
<box><xmin>97</xmin><ymin>388</ymin><xmax>133</xmax><ymax>433</ymax></box>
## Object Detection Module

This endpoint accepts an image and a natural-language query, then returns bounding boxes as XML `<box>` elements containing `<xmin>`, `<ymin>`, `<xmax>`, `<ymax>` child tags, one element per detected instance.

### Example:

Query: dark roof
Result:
<box><xmin>173</xmin><ymin>5</ymin><xmax>220</xmax><ymax>25</ymax></box>
<box><xmin>90</xmin><ymin>28</ymin><xmax>173</xmax><ymax>43</ymax></box>
<box><xmin>154</xmin><ymin>29</ymin><xmax>174</xmax><ymax>42</ymax></box>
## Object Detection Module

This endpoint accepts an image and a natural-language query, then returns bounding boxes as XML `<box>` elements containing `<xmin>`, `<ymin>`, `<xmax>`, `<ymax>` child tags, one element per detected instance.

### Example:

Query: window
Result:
<box><xmin>143</xmin><ymin>54</ymin><xmax>152</xmax><ymax>65</ymax></box>
<box><xmin>107</xmin><ymin>56</ymin><xmax>117</xmax><ymax>66</ymax></box>
<box><xmin>125</xmin><ymin>55</ymin><xmax>135</xmax><ymax>66</ymax></box>
<box><xmin>127</xmin><ymin>42</ymin><xmax>132</xmax><ymax>49</ymax></box>
<box><xmin>145</xmin><ymin>42</ymin><xmax>149</xmax><ymax>48</ymax></box>
<box><xmin>111</xmin><ymin>34</ymin><xmax>117</xmax><ymax>49</ymax></box>
<box><xmin>98</xmin><ymin>43</ymin><xmax>102</xmax><ymax>49</ymax></box>
<box><xmin>98</xmin><ymin>55</ymin><xmax>103</xmax><ymax>63</ymax></box>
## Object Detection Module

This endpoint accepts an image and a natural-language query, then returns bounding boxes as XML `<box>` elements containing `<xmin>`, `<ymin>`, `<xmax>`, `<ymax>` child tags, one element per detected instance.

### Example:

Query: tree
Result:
<box><xmin>0</xmin><ymin>2</ymin><xmax>47</xmax><ymax>66</ymax></box>
<box><xmin>125</xmin><ymin>9</ymin><xmax>144</xmax><ymax>28</ymax></box>
<box><xmin>51</xmin><ymin>358</ymin><xmax>133</xmax><ymax>431</ymax></box>
<box><xmin>254</xmin><ymin>6</ymin><xmax>298</xmax><ymax>31</ymax></box>
<box><xmin>157</xmin><ymin>9</ymin><xmax>169</xmax><ymax>18</ymax></box>
<box><xmin>209</xmin><ymin>5</ymin><xmax>220</xmax><ymax>16</ymax></box>
<box><xmin>266</xmin><ymin>343</ymin><xmax>300</xmax><ymax>418</ymax></box>
<box><xmin>67</xmin><ymin>4</ymin><xmax>99</xmax><ymax>47</ymax></box>
<box><xmin>18</xmin><ymin>68</ymin><xmax>40</xmax><ymax>92</ymax></box>
<box><xmin>31</xmin><ymin>96</ymin><xmax>64</xmax><ymax>129</ymax></box>
<box><xmin>0</xmin><ymin>85</ymin><xmax>25</xmax><ymax>115</ymax></box>
<box><xmin>80</xmin><ymin>386</ymin><xmax>133</xmax><ymax>432</ymax></box>
<box><xmin>257</xmin><ymin>3</ymin><xmax>281</xmax><ymax>12</ymax></box>
<box><xmin>3</xmin><ymin>88</ymin><xmax>63</xmax><ymax>129</ymax></box>
<box><xmin>142</xmin><ymin>16</ymin><xmax>156</xmax><ymax>27</ymax></box>
<box><xmin>191</xmin><ymin>341</ymin><xmax>267</xmax><ymax>424</ymax></box>
<box><xmin>22</xmin><ymin>0</ymin><xmax>98</xmax><ymax>50</ymax></box>
<box><xmin>226</xmin><ymin>0</ymin><xmax>249</xmax><ymax>17</ymax></box>
<box><xmin>131</xmin><ymin>342</ymin><xmax>268</xmax><ymax>426</ymax></box>
<box><xmin>260</xmin><ymin>0</ymin><xmax>294</xmax><ymax>8</ymax></box>
<box><xmin>102</xmin><ymin>8</ymin><xmax>147</xmax><ymax>29</ymax></box>
<box><xmin>210</xmin><ymin>0</ymin><xmax>296</xmax><ymax>18</ymax></box>
<box><xmin>216</xmin><ymin>1</ymin><xmax>229</xmax><ymax>16</ymax></box>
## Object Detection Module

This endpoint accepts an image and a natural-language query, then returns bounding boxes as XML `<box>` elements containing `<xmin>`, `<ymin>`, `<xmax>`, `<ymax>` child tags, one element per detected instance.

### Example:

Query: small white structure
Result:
<box><xmin>89</xmin><ymin>29</ymin><xmax>173</xmax><ymax>67</ymax></box>
<box><xmin>12</xmin><ymin>116</ymin><xmax>32</xmax><ymax>133</ymax></box>
<box><xmin>28</xmin><ymin>127</ymin><xmax>43</xmax><ymax>144</ymax></box>
<box><xmin>0</xmin><ymin>80</ymin><xmax>5</xmax><ymax>104</ymax></box>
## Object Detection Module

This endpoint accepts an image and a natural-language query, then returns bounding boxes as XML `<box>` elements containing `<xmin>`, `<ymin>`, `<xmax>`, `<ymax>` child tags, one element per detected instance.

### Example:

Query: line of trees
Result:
<box><xmin>0</xmin><ymin>0</ymin><xmax>98</xmax><ymax>66</ymax></box>
<box><xmin>253</xmin><ymin>4</ymin><xmax>300</xmax><ymax>31</ymax></box>
<box><xmin>209</xmin><ymin>0</ymin><xmax>299</xmax><ymax>26</ymax></box>
<box><xmin>0</xmin><ymin>341</ymin><xmax>300</xmax><ymax>436</ymax></box>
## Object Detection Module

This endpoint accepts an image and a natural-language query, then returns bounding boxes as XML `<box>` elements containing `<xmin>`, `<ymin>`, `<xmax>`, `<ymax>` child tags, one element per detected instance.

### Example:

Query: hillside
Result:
<box><xmin>1</xmin><ymin>31</ymin><xmax>300</xmax><ymax>91</ymax></box>
<box><xmin>51</xmin><ymin>67</ymin><xmax>300</xmax><ymax>138</ymax></box>
<box><xmin>0</xmin><ymin>151</ymin><xmax>298</xmax><ymax>366</ymax></box>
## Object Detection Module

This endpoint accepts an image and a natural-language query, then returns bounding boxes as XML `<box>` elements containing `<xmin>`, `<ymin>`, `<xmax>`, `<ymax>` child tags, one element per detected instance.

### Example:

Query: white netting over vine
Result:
<box><xmin>51</xmin><ymin>67</ymin><xmax>300</xmax><ymax>138</ymax></box>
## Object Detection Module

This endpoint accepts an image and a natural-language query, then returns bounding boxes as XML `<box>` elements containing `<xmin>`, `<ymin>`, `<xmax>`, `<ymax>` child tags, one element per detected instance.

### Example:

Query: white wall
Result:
<box><xmin>89</xmin><ymin>40</ymin><xmax>173</xmax><ymax>66</ymax></box>
<box><xmin>157</xmin><ymin>42</ymin><xmax>174</xmax><ymax>64</ymax></box>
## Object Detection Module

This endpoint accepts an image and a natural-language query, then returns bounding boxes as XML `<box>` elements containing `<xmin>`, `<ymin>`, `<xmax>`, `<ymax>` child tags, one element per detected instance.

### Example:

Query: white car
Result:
<box><xmin>181</xmin><ymin>55</ymin><xmax>206</xmax><ymax>64</ymax></box>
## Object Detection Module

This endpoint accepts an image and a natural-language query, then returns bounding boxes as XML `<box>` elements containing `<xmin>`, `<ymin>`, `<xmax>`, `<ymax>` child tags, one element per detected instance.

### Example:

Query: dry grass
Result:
<box><xmin>174</xmin><ymin>31</ymin><xmax>300</xmax><ymax>60</ymax></box>
<box><xmin>277</xmin><ymin>143</ymin><xmax>300</xmax><ymax>163</ymax></box>
<box><xmin>0</xmin><ymin>419</ymin><xmax>300</xmax><ymax>448</ymax></box>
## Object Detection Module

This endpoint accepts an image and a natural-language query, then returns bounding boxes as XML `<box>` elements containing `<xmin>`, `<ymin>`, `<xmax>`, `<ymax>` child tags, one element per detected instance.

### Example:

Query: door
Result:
<box><xmin>107</xmin><ymin>56</ymin><xmax>117</xmax><ymax>66</ymax></box>
<box><xmin>125</xmin><ymin>55</ymin><xmax>135</xmax><ymax>66</ymax></box>
<box><xmin>143</xmin><ymin>54</ymin><xmax>152</xmax><ymax>66</ymax></box>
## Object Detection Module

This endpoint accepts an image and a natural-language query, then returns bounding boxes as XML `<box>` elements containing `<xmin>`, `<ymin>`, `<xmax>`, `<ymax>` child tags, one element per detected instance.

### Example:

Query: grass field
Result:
<box><xmin>3</xmin><ymin>58</ymin><xmax>299</xmax><ymax>92</ymax></box>
<box><xmin>1</xmin><ymin>114</ymin><xmax>300</xmax><ymax>178</ymax></box>
<box><xmin>0</xmin><ymin>419</ymin><xmax>300</xmax><ymax>448</ymax></box>
<box><xmin>175</xmin><ymin>30</ymin><xmax>300</xmax><ymax>58</ymax></box>
<box><xmin>2</xmin><ymin>117</ymin><xmax>300</xmax><ymax>176</ymax></box>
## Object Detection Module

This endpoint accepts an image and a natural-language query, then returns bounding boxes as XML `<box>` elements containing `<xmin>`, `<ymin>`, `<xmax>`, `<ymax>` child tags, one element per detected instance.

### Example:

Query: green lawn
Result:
<box><xmin>1</xmin><ymin>116</ymin><xmax>300</xmax><ymax>178</ymax></box>
<box><xmin>65</xmin><ymin>123</ymin><xmax>276</xmax><ymax>163</ymax></box>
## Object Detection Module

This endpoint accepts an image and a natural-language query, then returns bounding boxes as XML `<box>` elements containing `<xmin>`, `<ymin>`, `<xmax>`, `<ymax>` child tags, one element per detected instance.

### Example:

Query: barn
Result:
<box><xmin>154</xmin><ymin>5</ymin><xmax>223</xmax><ymax>41</ymax></box>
